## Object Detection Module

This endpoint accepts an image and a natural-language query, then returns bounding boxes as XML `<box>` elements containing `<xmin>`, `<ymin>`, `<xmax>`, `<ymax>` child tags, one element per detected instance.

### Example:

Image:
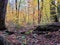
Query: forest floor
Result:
<box><xmin>0</xmin><ymin>22</ymin><xmax>60</xmax><ymax>45</ymax></box>
<box><xmin>0</xmin><ymin>26</ymin><xmax>60</xmax><ymax>45</ymax></box>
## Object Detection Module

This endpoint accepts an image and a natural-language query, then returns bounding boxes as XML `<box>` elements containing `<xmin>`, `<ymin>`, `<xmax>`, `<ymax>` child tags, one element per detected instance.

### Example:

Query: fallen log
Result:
<box><xmin>33</xmin><ymin>22</ymin><xmax>60</xmax><ymax>34</ymax></box>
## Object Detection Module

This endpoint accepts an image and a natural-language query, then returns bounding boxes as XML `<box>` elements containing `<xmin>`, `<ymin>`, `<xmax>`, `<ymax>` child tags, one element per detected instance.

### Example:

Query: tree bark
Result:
<box><xmin>50</xmin><ymin>0</ymin><xmax>59</xmax><ymax>22</ymax></box>
<box><xmin>38</xmin><ymin>0</ymin><xmax>41</xmax><ymax>24</ymax></box>
<box><xmin>0</xmin><ymin>0</ymin><xmax>8</xmax><ymax>30</ymax></box>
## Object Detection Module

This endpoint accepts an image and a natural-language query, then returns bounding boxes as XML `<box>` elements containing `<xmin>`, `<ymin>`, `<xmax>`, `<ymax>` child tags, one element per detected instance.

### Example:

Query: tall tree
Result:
<box><xmin>32</xmin><ymin>0</ymin><xmax>35</xmax><ymax>25</ymax></box>
<box><xmin>0</xmin><ymin>0</ymin><xmax>8</xmax><ymax>30</ymax></box>
<box><xmin>38</xmin><ymin>0</ymin><xmax>41</xmax><ymax>24</ymax></box>
<box><xmin>27</xmin><ymin>0</ymin><xmax>30</xmax><ymax>24</ymax></box>
<box><xmin>18</xmin><ymin>0</ymin><xmax>21</xmax><ymax>17</ymax></box>
<box><xmin>50</xmin><ymin>0</ymin><xmax>59</xmax><ymax>22</ymax></box>
<box><xmin>15</xmin><ymin>0</ymin><xmax>19</xmax><ymax>25</ymax></box>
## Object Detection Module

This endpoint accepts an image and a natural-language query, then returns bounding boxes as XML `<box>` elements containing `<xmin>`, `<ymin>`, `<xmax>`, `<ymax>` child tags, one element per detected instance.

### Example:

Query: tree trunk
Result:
<box><xmin>50</xmin><ymin>0</ymin><xmax>59</xmax><ymax>22</ymax></box>
<box><xmin>0</xmin><ymin>0</ymin><xmax>8</xmax><ymax>30</ymax></box>
<box><xmin>38</xmin><ymin>0</ymin><xmax>41</xmax><ymax>24</ymax></box>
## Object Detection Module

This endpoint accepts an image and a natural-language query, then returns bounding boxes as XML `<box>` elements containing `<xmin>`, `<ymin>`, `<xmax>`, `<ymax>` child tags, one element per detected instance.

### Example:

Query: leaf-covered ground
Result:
<box><xmin>0</xmin><ymin>28</ymin><xmax>60</xmax><ymax>45</ymax></box>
